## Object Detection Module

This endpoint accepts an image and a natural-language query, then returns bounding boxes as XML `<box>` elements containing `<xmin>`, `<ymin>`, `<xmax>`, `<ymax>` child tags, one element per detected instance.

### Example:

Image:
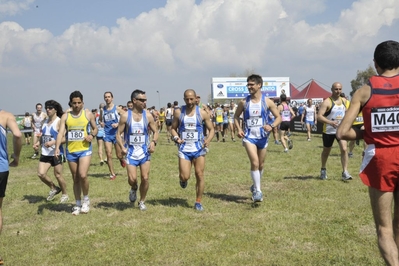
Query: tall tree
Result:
<box><xmin>350</xmin><ymin>64</ymin><xmax>376</xmax><ymax>97</ymax></box>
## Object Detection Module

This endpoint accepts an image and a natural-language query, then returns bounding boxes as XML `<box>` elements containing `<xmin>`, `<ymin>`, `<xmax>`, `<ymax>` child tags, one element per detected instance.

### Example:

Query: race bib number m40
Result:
<box><xmin>371</xmin><ymin>107</ymin><xmax>399</xmax><ymax>132</ymax></box>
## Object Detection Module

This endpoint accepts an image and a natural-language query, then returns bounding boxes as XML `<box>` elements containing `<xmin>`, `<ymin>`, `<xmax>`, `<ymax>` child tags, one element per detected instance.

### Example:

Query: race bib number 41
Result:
<box><xmin>371</xmin><ymin>107</ymin><xmax>399</xmax><ymax>132</ymax></box>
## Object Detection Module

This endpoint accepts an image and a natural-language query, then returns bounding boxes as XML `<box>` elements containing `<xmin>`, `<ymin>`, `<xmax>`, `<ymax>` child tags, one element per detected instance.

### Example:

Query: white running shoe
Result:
<box><xmin>60</xmin><ymin>194</ymin><xmax>69</xmax><ymax>203</ymax></box>
<box><xmin>342</xmin><ymin>171</ymin><xmax>352</xmax><ymax>181</ymax></box>
<box><xmin>138</xmin><ymin>201</ymin><xmax>147</xmax><ymax>211</ymax></box>
<box><xmin>47</xmin><ymin>187</ymin><xmax>61</xmax><ymax>201</ymax></box>
<box><xmin>72</xmin><ymin>206</ymin><xmax>81</xmax><ymax>216</ymax></box>
<box><xmin>81</xmin><ymin>200</ymin><xmax>90</xmax><ymax>214</ymax></box>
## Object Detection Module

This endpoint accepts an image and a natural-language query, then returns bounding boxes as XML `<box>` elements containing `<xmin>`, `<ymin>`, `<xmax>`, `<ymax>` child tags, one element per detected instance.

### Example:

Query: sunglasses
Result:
<box><xmin>45</xmin><ymin>106</ymin><xmax>54</xmax><ymax>110</ymax></box>
<box><xmin>135</xmin><ymin>98</ymin><xmax>147</xmax><ymax>102</ymax></box>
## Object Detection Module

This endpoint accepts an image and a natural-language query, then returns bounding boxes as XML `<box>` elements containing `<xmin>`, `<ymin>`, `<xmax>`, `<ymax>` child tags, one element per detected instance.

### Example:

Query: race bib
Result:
<box><xmin>371</xmin><ymin>107</ymin><xmax>399</xmax><ymax>132</ymax></box>
<box><xmin>129</xmin><ymin>133</ymin><xmax>145</xmax><ymax>145</ymax></box>
<box><xmin>246</xmin><ymin>116</ymin><xmax>263</xmax><ymax>128</ymax></box>
<box><xmin>68</xmin><ymin>130</ymin><xmax>85</xmax><ymax>141</ymax></box>
<box><xmin>355</xmin><ymin>116</ymin><xmax>363</xmax><ymax>123</ymax></box>
<box><xmin>104</xmin><ymin>113</ymin><xmax>116</xmax><ymax>122</ymax></box>
<box><xmin>181</xmin><ymin>130</ymin><xmax>199</xmax><ymax>142</ymax></box>
<box><xmin>42</xmin><ymin>135</ymin><xmax>52</xmax><ymax>144</ymax></box>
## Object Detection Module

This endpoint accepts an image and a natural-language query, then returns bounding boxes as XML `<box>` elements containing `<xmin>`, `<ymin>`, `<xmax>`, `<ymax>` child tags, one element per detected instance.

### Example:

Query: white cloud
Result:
<box><xmin>338</xmin><ymin>0</ymin><xmax>399</xmax><ymax>38</ymax></box>
<box><xmin>0</xmin><ymin>0</ymin><xmax>34</xmax><ymax>16</ymax></box>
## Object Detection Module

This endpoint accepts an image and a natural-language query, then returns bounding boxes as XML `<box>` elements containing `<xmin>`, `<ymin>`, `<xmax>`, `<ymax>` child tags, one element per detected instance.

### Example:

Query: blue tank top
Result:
<box><xmin>243</xmin><ymin>95</ymin><xmax>270</xmax><ymax>139</ymax></box>
<box><xmin>0</xmin><ymin>121</ymin><xmax>8</xmax><ymax>172</ymax></box>
<box><xmin>103</xmin><ymin>105</ymin><xmax>119</xmax><ymax>136</ymax></box>
<box><xmin>178</xmin><ymin>106</ymin><xmax>204</xmax><ymax>152</ymax></box>
<box><xmin>124</xmin><ymin>110</ymin><xmax>149</xmax><ymax>160</ymax></box>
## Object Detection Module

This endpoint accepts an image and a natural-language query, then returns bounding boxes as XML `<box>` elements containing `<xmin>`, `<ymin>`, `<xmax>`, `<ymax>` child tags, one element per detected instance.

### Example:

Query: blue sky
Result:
<box><xmin>0</xmin><ymin>0</ymin><xmax>398</xmax><ymax>114</ymax></box>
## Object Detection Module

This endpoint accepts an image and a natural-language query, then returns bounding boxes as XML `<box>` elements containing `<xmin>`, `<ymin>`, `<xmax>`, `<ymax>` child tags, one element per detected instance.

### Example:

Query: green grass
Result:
<box><xmin>2</xmin><ymin>132</ymin><xmax>383</xmax><ymax>265</ymax></box>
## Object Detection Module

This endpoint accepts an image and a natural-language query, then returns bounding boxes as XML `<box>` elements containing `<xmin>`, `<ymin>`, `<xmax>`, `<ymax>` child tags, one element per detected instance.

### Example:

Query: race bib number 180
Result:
<box><xmin>68</xmin><ymin>130</ymin><xmax>85</xmax><ymax>141</ymax></box>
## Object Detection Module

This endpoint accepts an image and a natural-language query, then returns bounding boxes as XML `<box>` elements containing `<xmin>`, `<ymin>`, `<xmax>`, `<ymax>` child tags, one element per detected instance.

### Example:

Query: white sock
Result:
<box><xmin>83</xmin><ymin>195</ymin><xmax>89</xmax><ymax>202</ymax></box>
<box><xmin>251</xmin><ymin>170</ymin><xmax>261</xmax><ymax>192</ymax></box>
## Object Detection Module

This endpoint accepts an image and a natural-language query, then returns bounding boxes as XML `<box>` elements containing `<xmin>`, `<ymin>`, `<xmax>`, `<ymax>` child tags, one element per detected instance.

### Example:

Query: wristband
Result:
<box><xmin>173</xmin><ymin>136</ymin><xmax>179</xmax><ymax>141</ymax></box>
<box><xmin>90</xmin><ymin>134</ymin><xmax>95</xmax><ymax>138</ymax></box>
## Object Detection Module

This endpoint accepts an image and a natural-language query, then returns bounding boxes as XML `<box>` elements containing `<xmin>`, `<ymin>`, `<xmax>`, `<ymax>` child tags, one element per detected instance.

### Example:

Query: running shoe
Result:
<box><xmin>284</xmin><ymin>148</ymin><xmax>288</xmax><ymax>153</ymax></box>
<box><xmin>288</xmin><ymin>139</ymin><xmax>293</xmax><ymax>149</ymax></box>
<box><xmin>348</xmin><ymin>152</ymin><xmax>353</xmax><ymax>158</ymax></box>
<box><xmin>129</xmin><ymin>188</ymin><xmax>137</xmax><ymax>203</ymax></box>
<box><xmin>100</xmin><ymin>160</ymin><xmax>104</xmax><ymax>166</ymax></box>
<box><xmin>120</xmin><ymin>159</ymin><xmax>126</xmax><ymax>168</ymax></box>
<box><xmin>60</xmin><ymin>194</ymin><xmax>69</xmax><ymax>203</ymax></box>
<box><xmin>274</xmin><ymin>140</ymin><xmax>281</xmax><ymax>145</ymax></box>
<box><xmin>72</xmin><ymin>206</ymin><xmax>81</xmax><ymax>216</ymax></box>
<box><xmin>180</xmin><ymin>180</ymin><xmax>187</xmax><ymax>189</ymax></box>
<box><xmin>81</xmin><ymin>200</ymin><xmax>90</xmax><ymax>214</ymax></box>
<box><xmin>47</xmin><ymin>187</ymin><xmax>61</xmax><ymax>201</ymax></box>
<box><xmin>194</xmin><ymin>202</ymin><xmax>204</xmax><ymax>211</ymax></box>
<box><xmin>252</xmin><ymin>191</ymin><xmax>263</xmax><ymax>202</ymax></box>
<box><xmin>110</xmin><ymin>174</ymin><xmax>117</xmax><ymax>181</ymax></box>
<box><xmin>320</xmin><ymin>169</ymin><xmax>327</xmax><ymax>180</ymax></box>
<box><xmin>138</xmin><ymin>201</ymin><xmax>147</xmax><ymax>211</ymax></box>
<box><xmin>31</xmin><ymin>153</ymin><xmax>37</xmax><ymax>159</ymax></box>
<box><xmin>342</xmin><ymin>171</ymin><xmax>352</xmax><ymax>181</ymax></box>
<box><xmin>307</xmin><ymin>138</ymin><xmax>311</xmax><ymax>142</ymax></box>
<box><xmin>250</xmin><ymin>184</ymin><xmax>255</xmax><ymax>193</ymax></box>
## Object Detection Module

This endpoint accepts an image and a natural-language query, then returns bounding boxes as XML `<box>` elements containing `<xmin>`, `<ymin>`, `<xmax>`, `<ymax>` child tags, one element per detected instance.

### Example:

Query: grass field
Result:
<box><xmin>2</xmin><ymin>131</ymin><xmax>383</xmax><ymax>265</ymax></box>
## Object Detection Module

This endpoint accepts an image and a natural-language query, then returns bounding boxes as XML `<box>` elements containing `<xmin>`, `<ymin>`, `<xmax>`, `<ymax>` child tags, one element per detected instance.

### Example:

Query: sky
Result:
<box><xmin>0</xmin><ymin>0</ymin><xmax>398</xmax><ymax>114</ymax></box>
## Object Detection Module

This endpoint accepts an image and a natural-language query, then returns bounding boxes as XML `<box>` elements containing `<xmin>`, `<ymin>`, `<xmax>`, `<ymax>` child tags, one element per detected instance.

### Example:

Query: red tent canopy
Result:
<box><xmin>290</xmin><ymin>83</ymin><xmax>300</xmax><ymax>98</ymax></box>
<box><xmin>293</xmin><ymin>79</ymin><xmax>330</xmax><ymax>99</ymax></box>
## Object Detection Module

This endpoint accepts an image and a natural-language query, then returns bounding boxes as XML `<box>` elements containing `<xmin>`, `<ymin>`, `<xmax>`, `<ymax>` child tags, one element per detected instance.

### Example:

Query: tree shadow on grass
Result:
<box><xmin>37</xmin><ymin>203</ymin><xmax>72</xmax><ymax>214</ymax></box>
<box><xmin>204</xmin><ymin>192</ymin><xmax>248</xmax><ymax>204</ymax></box>
<box><xmin>95</xmin><ymin>201</ymin><xmax>133</xmax><ymax>211</ymax></box>
<box><xmin>283</xmin><ymin>175</ymin><xmax>316</xmax><ymax>180</ymax></box>
<box><xmin>147</xmin><ymin>198</ymin><xmax>190</xmax><ymax>208</ymax></box>
<box><xmin>22</xmin><ymin>194</ymin><xmax>46</xmax><ymax>204</ymax></box>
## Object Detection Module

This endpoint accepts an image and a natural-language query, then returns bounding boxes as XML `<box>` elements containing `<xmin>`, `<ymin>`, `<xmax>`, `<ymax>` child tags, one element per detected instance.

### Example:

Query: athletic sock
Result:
<box><xmin>251</xmin><ymin>170</ymin><xmax>261</xmax><ymax>192</ymax></box>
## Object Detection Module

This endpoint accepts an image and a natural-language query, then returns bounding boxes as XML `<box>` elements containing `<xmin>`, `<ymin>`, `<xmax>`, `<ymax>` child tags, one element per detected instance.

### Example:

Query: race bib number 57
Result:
<box><xmin>246</xmin><ymin>116</ymin><xmax>263</xmax><ymax>128</ymax></box>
